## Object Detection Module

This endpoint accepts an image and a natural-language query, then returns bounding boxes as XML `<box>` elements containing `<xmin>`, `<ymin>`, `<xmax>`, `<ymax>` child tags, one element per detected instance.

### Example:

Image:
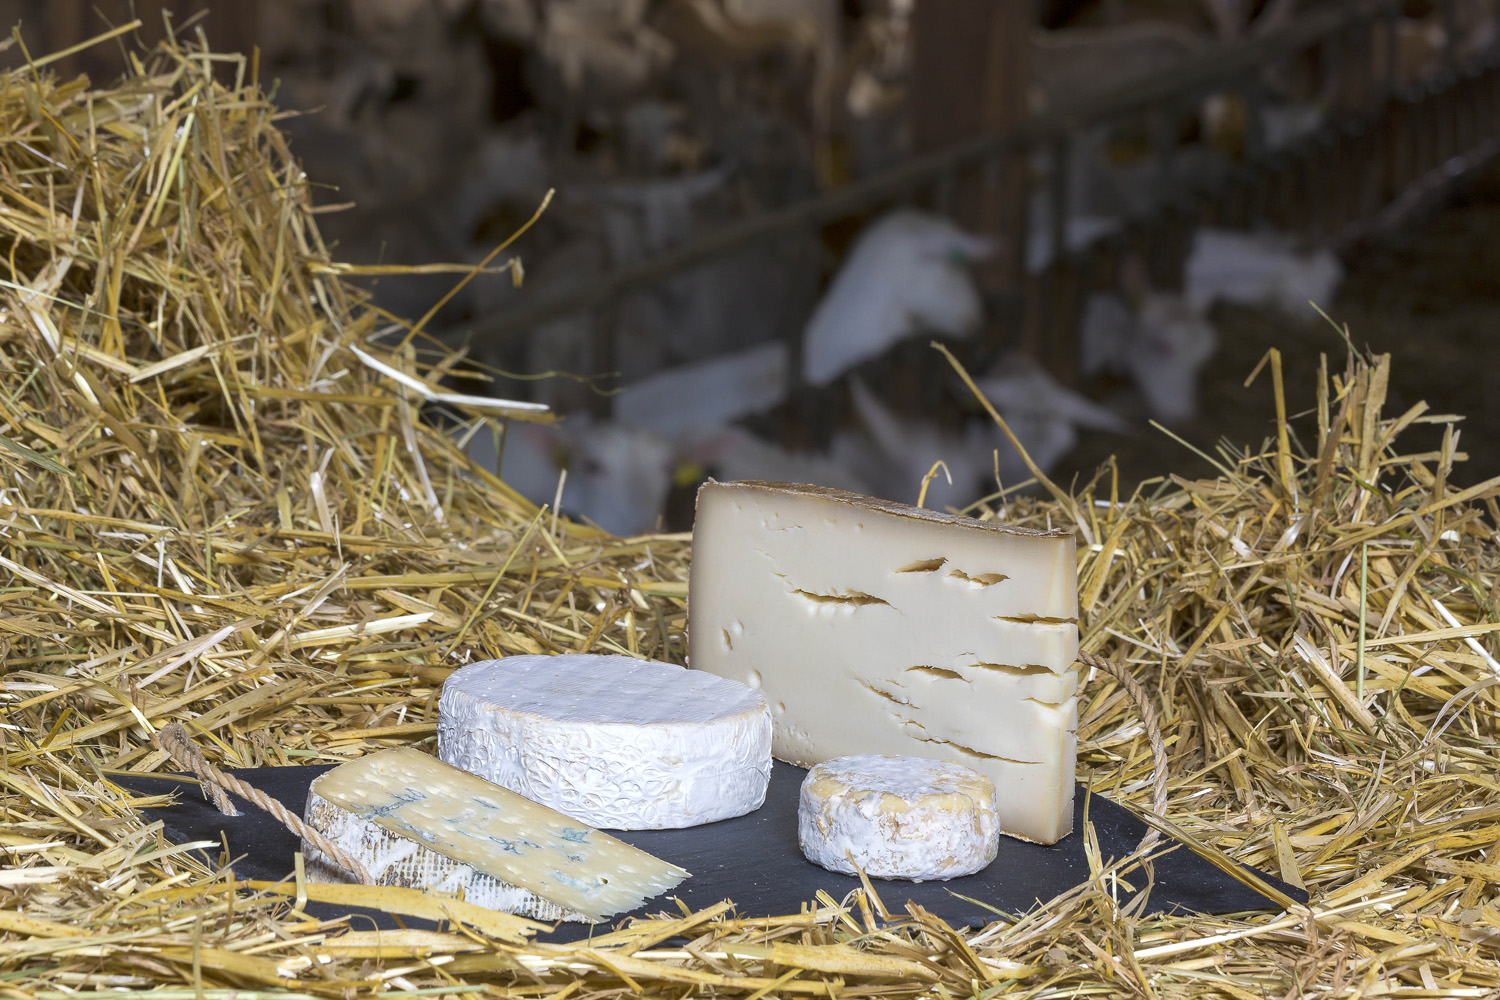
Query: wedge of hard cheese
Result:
<box><xmin>304</xmin><ymin>747</ymin><xmax>689</xmax><ymax>922</ymax></box>
<box><xmin>688</xmin><ymin>481</ymin><xmax>1078</xmax><ymax>844</ymax></box>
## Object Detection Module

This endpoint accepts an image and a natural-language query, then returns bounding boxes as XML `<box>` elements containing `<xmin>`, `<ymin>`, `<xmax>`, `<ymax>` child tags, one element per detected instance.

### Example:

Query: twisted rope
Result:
<box><xmin>151</xmin><ymin>722</ymin><xmax>372</xmax><ymax>884</ymax></box>
<box><xmin>1077</xmin><ymin>651</ymin><xmax>1168</xmax><ymax>854</ymax></box>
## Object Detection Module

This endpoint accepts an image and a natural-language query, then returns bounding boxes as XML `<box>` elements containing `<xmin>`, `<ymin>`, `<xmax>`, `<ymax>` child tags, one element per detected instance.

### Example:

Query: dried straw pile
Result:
<box><xmin>4</xmin><ymin>28</ymin><xmax>1500</xmax><ymax>1000</ymax></box>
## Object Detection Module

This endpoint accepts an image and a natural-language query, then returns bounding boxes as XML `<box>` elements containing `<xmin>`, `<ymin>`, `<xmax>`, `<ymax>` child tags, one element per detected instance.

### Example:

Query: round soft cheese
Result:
<box><xmin>437</xmin><ymin>654</ymin><xmax>772</xmax><ymax>829</ymax></box>
<box><xmin>798</xmin><ymin>754</ymin><xmax>1000</xmax><ymax>880</ymax></box>
<box><xmin>301</xmin><ymin>789</ymin><xmax>589</xmax><ymax>921</ymax></box>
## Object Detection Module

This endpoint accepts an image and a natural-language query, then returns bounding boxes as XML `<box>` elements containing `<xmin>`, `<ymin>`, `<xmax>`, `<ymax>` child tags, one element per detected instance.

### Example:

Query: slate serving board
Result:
<box><xmin>116</xmin><ymin>762</ymin><xmax>1305</xmax><ymax>941</ymax></box>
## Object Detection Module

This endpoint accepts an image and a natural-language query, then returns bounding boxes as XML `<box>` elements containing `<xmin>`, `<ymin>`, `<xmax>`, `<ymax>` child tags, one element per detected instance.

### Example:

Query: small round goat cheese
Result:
<box><xmin>798</xmin><ymin>755</ymin><xmax>999</xmax><ymax>880</ymax></box>
<box><xmin>437</xmin><ymin>653</ymin><xmax>772</xmax><ymax>829</ymax></box>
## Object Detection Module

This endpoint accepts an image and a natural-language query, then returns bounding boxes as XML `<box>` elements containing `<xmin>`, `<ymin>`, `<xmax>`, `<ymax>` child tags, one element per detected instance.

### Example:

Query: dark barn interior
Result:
<box><xmin>6</xmin><ymin>0</ymin><xmax>1497</xmax><ymax>532</ymax></box>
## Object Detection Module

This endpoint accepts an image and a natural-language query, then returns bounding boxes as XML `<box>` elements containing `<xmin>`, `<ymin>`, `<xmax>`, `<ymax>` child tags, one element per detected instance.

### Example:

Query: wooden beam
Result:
<box><xmin>910</xmin><ymin>0</ymin><xmax>1036</xmax><ymax>358</ymax></box>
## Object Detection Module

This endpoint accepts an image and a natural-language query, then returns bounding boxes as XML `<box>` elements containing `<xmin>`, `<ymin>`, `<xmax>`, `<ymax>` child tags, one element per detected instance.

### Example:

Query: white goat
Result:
<box><xmin>835</xmin><ymin>367</ymin><xmax>1123</xmax><ymax>511</ymax></box>
<box><xmin>1183</xmin><ymin>227</ymin><xmax>1342</xmax><ymax>316</ymax></box>
<box><xmin>453</xmin><ymin>417</ymin><xmax>676</xmax><ymax>537</ymax></box>
<box><xmin>832</xmin><ymin>378</ymin><xmax>1002</xmax><ymax>511</ymax></box>
<box><xmin>802</xmin><ymin>210</ymin><xmax>995</xmax><ymax>386</ymax></box>
<box><xmin>972</xmin><ymin>354</ymin><xmax>1129</xmax><ymax>473</ymax></box>
<box><xmin>1081</xmin><ymin>287</ymin><xmax>1218</xmax><ymax>426</ymax></box>
<box><xmin>613</xmin><ymin>341</ymin><xmax>789</xmax><ymax>437</ymax></box>
<box><xmin>686</xmin><ymin>425</ymin><xmax>875</xmax><ymax>495</ymax></box>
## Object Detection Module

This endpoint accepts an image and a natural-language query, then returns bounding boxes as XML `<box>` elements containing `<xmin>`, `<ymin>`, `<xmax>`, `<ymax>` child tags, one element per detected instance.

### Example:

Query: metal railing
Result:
<box><xmin>450</xmin><ymin>0</ymin><xmax>1500</xmax><ymax>425</ymax></box>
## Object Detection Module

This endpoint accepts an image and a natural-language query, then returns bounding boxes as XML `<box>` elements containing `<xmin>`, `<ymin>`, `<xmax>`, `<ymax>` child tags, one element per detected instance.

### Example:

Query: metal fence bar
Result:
<box><xmin>454</xmin><ymin>0</ymin><xmax>1406</xmax><ymax>351</ymax></box>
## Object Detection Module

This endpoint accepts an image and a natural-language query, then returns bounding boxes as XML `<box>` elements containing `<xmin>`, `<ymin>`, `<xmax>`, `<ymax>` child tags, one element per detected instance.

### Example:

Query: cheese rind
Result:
<box><xmin>438</xmin><ymin>654</ymin><xmax>772</xmax><ymax>830</ymax></box>
<box><xmin>305</xmin><ymin>748</ymin><xmax>689</xmax><ymax>922</ymax></box>
<box><xmin>798</xmin><ymin>755</ymin><xmax>999</xmax><ymax>880</ymax></box>
<box><xmin>688</xmin><ymin>480</ymin><xmax>1079</xmax><ymax>844</ymax></box>
<box><xmin>302</xmin><ymin>789</ymin><xmax>587</xmax><ymax>921</ymax></box>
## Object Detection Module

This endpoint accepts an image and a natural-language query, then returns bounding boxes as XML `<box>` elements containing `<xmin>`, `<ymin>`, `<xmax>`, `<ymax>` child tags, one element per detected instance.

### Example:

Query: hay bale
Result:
<box><xmin>4</xmin><ymin>25</ymin><xmax>1500</xmax><ymax>1000</ymax></box>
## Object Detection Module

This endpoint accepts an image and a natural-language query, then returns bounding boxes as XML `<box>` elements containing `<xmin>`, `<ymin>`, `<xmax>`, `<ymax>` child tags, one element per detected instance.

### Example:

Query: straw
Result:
<box><xmin>5</xmin><ymin>24</ymin><xmax>1500</xmax><ymax>1000</ymax></box>
<box><xmin>151</xmin><ymin>722</ymin><xmax>373</xmax><ymax>884</ymax></box>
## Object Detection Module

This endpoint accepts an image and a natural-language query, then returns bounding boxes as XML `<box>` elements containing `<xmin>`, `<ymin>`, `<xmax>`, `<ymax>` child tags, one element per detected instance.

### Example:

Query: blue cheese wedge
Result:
<box><xmin>688</xmin><ymin>480</ymin><xmax>1079</xmax><ymax>845</ymax></box>
<box><xmin>303</xmin><ymin>790</ymin><xmax>588</xmax><ymax>921</ymax></box>
<box><xmin>303</xmin><ymin>748</ymin><xmax>689</xmax><ymax>922</ymax></box>
<box><xmin>438</xmin><ymin>654</ymin><xmax>771</xmax><ymax>830</ymax></box>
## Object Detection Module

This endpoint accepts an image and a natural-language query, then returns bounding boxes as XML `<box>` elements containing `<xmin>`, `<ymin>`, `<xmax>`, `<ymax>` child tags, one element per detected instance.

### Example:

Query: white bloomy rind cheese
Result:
<box><xmin>438</xmin><ymin>654</ymin><xmax>772</xmax><ymax>830</ymax></box>
<box><xmin>303</xmin><ymin>747</ymin><xmax>689</xmax><ymax>922</ymax></box>
<box><xmin>689</xmin><ymin>480</ymin><xmax>1079</xmax><ymax>845</ymax></box>
<box><xmin>798</xmin><ymin>755</ymin><xmax>999</xmax><ymax>880</ymax></box>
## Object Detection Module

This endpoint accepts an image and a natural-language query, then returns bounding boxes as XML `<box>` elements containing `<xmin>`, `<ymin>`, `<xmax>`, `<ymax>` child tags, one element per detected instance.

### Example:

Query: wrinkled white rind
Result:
<box><xmin>301</xmin><ymin>790</ymin><xmax>591</xmax><ymax>922</ymax></box>
<box><xmin>798</xmin><ymin>755</ymin><xmax>999</xmax><ymax>881</ymax></box>
<box><xmin>438</xmin><ymin>654</ymin><xmax>772</xmax><ymax>830</ymax></box>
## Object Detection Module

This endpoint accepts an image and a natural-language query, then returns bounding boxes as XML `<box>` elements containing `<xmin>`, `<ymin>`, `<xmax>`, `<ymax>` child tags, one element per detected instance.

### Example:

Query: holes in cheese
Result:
<box><xmin>895</xmin><ymin>557</ymin><xmax>947</xmax><ymax>573</ymax></box>
<box><xmin>904</xmin><ymin>665</ymin><xmax>963</xmax><ymax>680</ymax></box>
<box><xmin>947</xmin><ymin>569</ymin><xmax>1009</xmax><ymax>586</ymax></box>
<box><xmin>994</xmin><ymin>613</ymin><xmax>1079</xmax><ymax>625</ymax></box>
<box><xmin>689</xmin><ymin>480</ymin><xmax>1079</xmax><ymax>844</ymax></box>
<box><xmin>790</xmin><ymin>588</ymin><xmax>890</xmax><ymax>608</ymax></box>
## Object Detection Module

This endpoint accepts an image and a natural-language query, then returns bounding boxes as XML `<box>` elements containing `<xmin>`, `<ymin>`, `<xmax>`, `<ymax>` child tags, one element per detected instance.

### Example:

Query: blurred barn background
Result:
<box><xmin>4</xmin><ymin>0</ymin><xmax>1498</xmax><ymax>535</ymax></box>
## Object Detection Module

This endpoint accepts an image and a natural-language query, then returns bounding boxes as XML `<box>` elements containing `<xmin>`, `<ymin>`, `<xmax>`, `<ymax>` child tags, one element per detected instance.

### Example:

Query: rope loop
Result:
<box><xmin>151</xmin><ymin>722</ymin><xmax>372</xmax><ymax>884</ymax></box>
<box><xmin>1077</xmin><ymin>651</ymin><xmax>1168</xmax><ymax>855</ymax></box>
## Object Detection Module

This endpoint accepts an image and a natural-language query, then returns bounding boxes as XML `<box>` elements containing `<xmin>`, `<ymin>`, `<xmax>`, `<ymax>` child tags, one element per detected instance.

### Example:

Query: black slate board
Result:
<box><xmin>116</xmin><ymin>762</ymin><xmax>1305</xmax><ymax>940</ymax></box>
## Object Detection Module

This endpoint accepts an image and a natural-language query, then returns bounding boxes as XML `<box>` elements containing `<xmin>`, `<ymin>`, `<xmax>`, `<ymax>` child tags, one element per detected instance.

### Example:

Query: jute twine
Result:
<box><xmin>1077</xmin><ymin>651</ymin><xmax>1168</xmax><ymax>855</ymax></box>
<box><xmin>151</xmin><ymin>723</ymin><xmax>373</xmax><ymax>884</ymax></box>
